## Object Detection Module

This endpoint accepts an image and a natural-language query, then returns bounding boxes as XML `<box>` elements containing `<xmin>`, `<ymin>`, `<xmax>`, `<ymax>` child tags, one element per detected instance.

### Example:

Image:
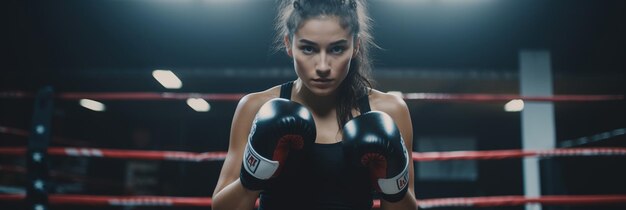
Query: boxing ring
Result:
<box><xmin>0</xmin><ymin>89</ymin><xmax>624</xmax><ymax>209</ymax></box>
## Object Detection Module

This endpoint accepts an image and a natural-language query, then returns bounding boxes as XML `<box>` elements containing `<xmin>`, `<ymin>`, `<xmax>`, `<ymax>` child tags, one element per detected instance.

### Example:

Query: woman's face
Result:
<box><xmin>287</xmin><ymin>16</ymin><xmax>357</xmax><ymax>97</ymax></box>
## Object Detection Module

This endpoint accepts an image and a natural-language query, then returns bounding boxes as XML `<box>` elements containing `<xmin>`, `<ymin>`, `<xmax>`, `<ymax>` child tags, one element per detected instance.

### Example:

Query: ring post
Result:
<box><xmin>520</xmin><ymin>50</ymin><xmax>556</xmax><ymax>210</ymax></box>
<box><xmin>26</xmin><ymin>87</ymin><xmax>54</xmax><ymax>210</ymax></box>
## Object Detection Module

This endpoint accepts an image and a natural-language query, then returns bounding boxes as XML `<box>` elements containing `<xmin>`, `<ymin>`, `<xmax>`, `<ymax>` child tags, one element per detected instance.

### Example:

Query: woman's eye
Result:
<box><xmin>301</xmin><ymin>46</ymin><xmax>315</xmax><ymax>54</ymax></box>
<box><xmin>330</xmin><ymin>46</ymin><xmax>345</xmax><ymax>54</ymax></box>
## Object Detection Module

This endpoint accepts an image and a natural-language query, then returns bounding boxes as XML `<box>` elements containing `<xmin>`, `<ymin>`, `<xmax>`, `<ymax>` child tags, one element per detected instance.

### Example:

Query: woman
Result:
<box><xmin>212</xmin><ymin>1</ymin><xmax>416</xmax><ymax>209</ymax></box>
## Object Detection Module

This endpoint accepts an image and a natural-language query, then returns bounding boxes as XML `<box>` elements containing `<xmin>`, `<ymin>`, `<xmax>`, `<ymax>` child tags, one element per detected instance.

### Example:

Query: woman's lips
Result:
<box><xmin>311</xmin><ymin>79</ymin><xmax>333</xmax><ymax>87</ymax></box>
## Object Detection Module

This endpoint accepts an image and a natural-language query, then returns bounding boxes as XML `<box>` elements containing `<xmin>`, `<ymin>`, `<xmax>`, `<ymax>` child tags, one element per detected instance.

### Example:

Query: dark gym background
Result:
<box><xmin>3</xmin><ymin>0</ymin><xmax>625</xmax><ymax>209</ymax></box>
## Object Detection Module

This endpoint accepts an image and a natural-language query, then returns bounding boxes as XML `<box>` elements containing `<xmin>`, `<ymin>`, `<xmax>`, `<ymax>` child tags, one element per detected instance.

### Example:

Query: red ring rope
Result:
<box><xmin>1</xmin><ymin>194</ymin><xmax>625</xmax><ymax>208</ymax></box>
<box><xmin>402</xmin><ymin>93</ymin><xmax>624</xmax><ymax>102</ymax></box>
<box><xmin>1</xmin><ymin>147</ymin><xmax>624</xmax><ymax>162</ymax></box>
<box><xmin>0</xmin><ymin>147</ymin><xmax>227</xmax><ymax>162</ymax></box>
<box><xmin>0</xmin><ymin>194</ymin><xmax>211</xmax><ymax>206</ymax></box>
<box><xmin>412</xmin><ymin>148</ymin><xmax>626</xmax><ymax>161</ymax></box>
<box><xmin>1</xmin><ymin>91</ymin><xmax>622</xmax><ymax>102</ymax></box>
<box><xmin>417</xmin><ymin>195</ymin><xmax>626</xmax><ymax>208</ymax></box>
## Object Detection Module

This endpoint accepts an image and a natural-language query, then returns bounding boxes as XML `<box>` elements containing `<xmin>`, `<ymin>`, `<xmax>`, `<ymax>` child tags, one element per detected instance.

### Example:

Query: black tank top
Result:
<box><xmin>258</xmin><ymin>81</ymin><xmax>374</xmax><ymax>210</ymax></box>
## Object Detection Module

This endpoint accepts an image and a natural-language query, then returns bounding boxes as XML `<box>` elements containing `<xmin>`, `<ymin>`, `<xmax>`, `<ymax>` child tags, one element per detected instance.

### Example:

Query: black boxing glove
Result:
<box><xmin>240</xmin><ymin>98</ymin><xmax>316</xmax><ymax>190</ymax></box>
<box><xmin>343</xmin><ymin>111</ymin><xmax>410</xmax><ymax>202</ymax></box>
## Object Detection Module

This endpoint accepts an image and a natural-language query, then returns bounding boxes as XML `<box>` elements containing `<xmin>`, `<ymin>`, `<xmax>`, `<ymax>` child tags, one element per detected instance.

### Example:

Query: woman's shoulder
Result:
<box><xmin>236</xmin><ymin>85</ymin><xmax>282</xmax><ymax>114</ymax></box>
<box><xmin>367</xmin><ymin>89</ymin><xmax>409</xmax><ymax>117</ymax></box>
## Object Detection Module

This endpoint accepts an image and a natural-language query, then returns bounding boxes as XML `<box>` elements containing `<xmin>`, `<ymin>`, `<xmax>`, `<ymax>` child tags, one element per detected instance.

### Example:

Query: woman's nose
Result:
<box><xmin>316</xmin><ymin>53</ymin><xmax>331</xmax><ymax>76</ymax></box>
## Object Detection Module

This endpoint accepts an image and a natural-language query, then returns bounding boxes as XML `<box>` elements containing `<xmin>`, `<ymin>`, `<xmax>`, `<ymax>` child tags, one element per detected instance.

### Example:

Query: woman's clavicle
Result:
<box><xmin>311</xmin><ymin>112</ymin><xmax>341</xmax><ymax>144</ymax></box>
<box><xmin>312</xmin><ymin>109</ymin><xmax>361</xmax><ymax>144</ymax></box>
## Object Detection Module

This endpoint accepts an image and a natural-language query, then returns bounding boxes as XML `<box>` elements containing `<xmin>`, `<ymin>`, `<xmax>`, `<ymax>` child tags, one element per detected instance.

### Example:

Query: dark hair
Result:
<box><xmin>275</xmin><ymin>0</ymin><xmax>376</xmax><ymax>128</ymax></box>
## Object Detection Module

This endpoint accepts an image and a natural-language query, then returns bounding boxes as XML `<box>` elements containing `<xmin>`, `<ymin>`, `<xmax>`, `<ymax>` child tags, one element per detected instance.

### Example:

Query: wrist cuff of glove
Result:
<box><xmin>377</xmin><ymin>143</ymin><xmax>410</xmax><ymax>202</ymax></box>
<box><xmin>377</xmin><ymin>160</ymin><xmax>409</xmax><ymax>195</ymax></box>
<box><xmin>240</xmin><ymin>141</ymin><xmax>280</xmax><ymax>190</ymax></box>
<box><xmin>377</xmin><ymin>149</ymin><xmax>410</xmax><ymax>195</ymax></box>
<box><xmin>242</xmin><ymin>141</ymin><xmax>279</xmax><ymax>179</ymax></box>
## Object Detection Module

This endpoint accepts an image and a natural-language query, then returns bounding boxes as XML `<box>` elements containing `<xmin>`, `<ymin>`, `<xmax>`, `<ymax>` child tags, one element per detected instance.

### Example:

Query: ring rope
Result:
<box><xmin>1</xmin><ymin>91</ymin><xmax>622</xmax><ymax>102</ymax></box>
<box><xmin>0</xmin><ymin>147</ymin><xmax>625</xmax><ymax>162</ymax></box>
<box><xmin>0</xmin><ymin>147</ymin><xmax>227</xmax><ymax>162</ymax></box>
<box><xmin>413</xmin><ymin>147</ymin><xmax>626</xmax><ymax>161</ymax></box>
<box><xmin>1</xmin><ymin>194</ymin><xmax>626</xmax><ymax>208</ymax></box>
<box><xmin>416</xmin><ymin>195</ymin><xmax>626</xmax><ymax>208</ymax></box>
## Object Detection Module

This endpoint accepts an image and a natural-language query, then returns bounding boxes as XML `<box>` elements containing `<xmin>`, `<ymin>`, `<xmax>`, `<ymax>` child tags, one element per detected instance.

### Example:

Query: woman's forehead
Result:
<box><xmin>294</xmin><ymin>17</ymin><xmax>353</xmax><ymax>44</ymax></box>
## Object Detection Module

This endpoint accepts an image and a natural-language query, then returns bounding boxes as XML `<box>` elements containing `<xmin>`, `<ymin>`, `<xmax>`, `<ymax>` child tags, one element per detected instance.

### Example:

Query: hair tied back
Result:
<box><xmin>293</xmin><ymin>0</ymin><xmax>301</xmax><ymax>11</ymax></box>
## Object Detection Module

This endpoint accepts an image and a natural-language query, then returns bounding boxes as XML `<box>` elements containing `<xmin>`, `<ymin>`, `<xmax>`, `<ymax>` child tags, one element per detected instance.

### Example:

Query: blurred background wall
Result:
<box><xmin>2</xmin><ymin>0</ymin><xmax>624</xmax><ymax>209</ymax></box>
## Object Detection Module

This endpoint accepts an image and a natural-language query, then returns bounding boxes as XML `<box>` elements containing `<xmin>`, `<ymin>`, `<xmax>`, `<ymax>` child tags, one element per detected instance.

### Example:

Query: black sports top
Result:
<box><xmin>258</xmin><ymin>81</ymin><xmax>374</xmax><ymax>210</ymax></box>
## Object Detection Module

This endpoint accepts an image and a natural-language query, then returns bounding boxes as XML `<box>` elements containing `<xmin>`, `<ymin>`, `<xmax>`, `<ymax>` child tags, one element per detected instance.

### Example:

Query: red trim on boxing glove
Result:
<box><xmin>361</xmin><ymin>153</ymin><xmax>388</xmax><ymax>192</ymax></box>
<box><xmin>271</xmin><ymin>134</ymin><xmax>304</xmax><ymax>177</ymax></box>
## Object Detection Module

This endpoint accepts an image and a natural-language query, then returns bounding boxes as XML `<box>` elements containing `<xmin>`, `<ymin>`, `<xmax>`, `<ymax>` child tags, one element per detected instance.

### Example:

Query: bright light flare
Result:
<box><xmin>152</xmin><ymin>70</ymin><xmax>182</xmax><ymax>89</ymax></box>
<box><xmin>79</xmin><ymin>99</ymin><xmax>106</xmax><ymax>112</ymax></box>
<box><xmin>504</xmin><ymin>99</ymin><xmax>524</xmax><ymax>112</ymax></box>
<box><xmin>186</xmin><ymin>98</ymin><xmax>210</xmax><ymax>112</ymax></box>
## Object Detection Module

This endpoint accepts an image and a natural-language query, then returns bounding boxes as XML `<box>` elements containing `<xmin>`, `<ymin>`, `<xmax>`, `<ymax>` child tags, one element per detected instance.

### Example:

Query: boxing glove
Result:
<box><xmin>343</xmin><ymin>111</ymin><xmax>410</xmax><ymax>202</ymax></box>
<box><xmin>240</xmin><ymin>98</ymin><xmax>316</xmax><ymax>190</ymax></box>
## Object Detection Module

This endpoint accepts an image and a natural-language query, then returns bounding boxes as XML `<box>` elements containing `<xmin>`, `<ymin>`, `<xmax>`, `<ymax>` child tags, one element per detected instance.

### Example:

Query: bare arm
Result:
<box><xmin>212</xmin><ymin>93</ymin><xmax>272</xmax><ymax>210</ymax></box>
<box><xmin>372</xmin><ymin>92</ymin><xmax>418</xmax><ymax>210</ymax></box>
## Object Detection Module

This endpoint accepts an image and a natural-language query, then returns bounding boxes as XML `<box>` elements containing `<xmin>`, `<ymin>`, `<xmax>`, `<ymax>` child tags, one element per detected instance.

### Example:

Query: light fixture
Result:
<box><xmin>504</xmin><ymin>99</ymin><xmax>524</xmax><ymax>112</ymax></box>
<box><xmin>79</xmin><ymin>99</ymin><xmax>106</xmax><ymax>112</ymax></box>
<box><xmin>152</xmin><ymin>69</ymin><xmax>182</xmax><ymax>89</ymax></box>
<box><xmin>186</xmin><ymin>98</ymin><xmax>210</xmax><ymax>112</ymax></box>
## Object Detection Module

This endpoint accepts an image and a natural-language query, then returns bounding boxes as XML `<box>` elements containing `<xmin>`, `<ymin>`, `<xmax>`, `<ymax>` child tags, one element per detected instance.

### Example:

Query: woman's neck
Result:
<box><xmin>293</xmin><ymin>79</ymin><xmax>337</xmax><ymax>115</ymax></box>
